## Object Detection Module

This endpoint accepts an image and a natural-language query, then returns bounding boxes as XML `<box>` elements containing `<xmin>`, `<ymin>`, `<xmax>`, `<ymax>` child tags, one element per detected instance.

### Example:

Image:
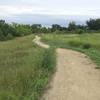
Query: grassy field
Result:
<box><xmin>0</xmin><ymin>33</ymin><xmax>100</xmax><ymax>100</ymax></box>
<box><xmin>42</xmin><ymin>33</ymin><xmax>100</xmax><ymax>68</ymax></box>
<box><xmin>0</xmin><ymin>35</ymin><xmax>55</xmax><ymax>100</ymax></box>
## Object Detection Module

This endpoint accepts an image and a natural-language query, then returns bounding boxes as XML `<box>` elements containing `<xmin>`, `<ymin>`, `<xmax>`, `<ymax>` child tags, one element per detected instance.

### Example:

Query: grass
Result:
<box><xmin>0</xmin><ymin>33</ymin><xmax>100</xmax><ymax>99</ymax></box>
<box><xmin>42</xmin><ymin>33</ymin><xmax>100</xmax><ymax>68</ymax></box>
<box><xmin>0</xmin><ymin>35</ymin><xmax>56</xmax><ymax>100</ymax></box>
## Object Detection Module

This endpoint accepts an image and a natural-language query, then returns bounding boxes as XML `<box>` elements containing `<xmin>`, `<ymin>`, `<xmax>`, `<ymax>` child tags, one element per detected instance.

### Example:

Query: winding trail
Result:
<box><xmin>33</xmin><ymin>35</ymin><xmax>50</xmax><ymax>49</ymax></box>
<box><xmin>33</xmin><ymin>36</ymin><xmax>100</xmax><ymax>100</ymax></box>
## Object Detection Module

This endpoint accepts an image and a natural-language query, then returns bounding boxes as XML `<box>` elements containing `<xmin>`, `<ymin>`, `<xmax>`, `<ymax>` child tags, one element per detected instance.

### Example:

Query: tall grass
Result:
<box><xmin>0</xmin><ymin>35</ymin><xmax>56</xmax><ymax>100</ymax></box>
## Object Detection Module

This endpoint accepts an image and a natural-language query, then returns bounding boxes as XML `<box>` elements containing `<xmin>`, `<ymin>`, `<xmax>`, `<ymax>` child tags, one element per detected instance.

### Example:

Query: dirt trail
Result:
<box><xmin>33</xmin><ymin>35</ymin><xmax>50</xmax><ymax>49</ymax></box>
<box><xmin>34</xmin><ymin>36</ymin><xmax>100</xmax><ymax>100</ymax></box>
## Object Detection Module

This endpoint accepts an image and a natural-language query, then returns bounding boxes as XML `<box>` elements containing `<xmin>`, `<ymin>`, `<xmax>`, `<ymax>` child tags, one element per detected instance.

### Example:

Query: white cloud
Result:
<box><xmin>0</xmin><ymin>0</ymin><xmax>100</xmax><ymax>24</ymax></box>
<box><xmin>0</xmin><ymin>5</ymin><xmax>46</xmax><ymax>16</ymax></box>
<box><xmin>0</xmin><ymin>3</ymin><xmax>100</xmax><ymax>17</ymax></box>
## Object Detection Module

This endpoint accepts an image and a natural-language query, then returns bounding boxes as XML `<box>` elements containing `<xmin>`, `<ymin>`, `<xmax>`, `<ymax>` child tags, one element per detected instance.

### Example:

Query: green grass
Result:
<box><xmin>42</xmin><ymin>33</ymin><xmax>100</xmax><ymax>68</ymax></box>
<box><xmin>0</xmin><ymin>33</ymin><xmax>100</xmax><ymax>100</ymax></box>
<box><xmin>0</xmin><ymin>35</ymin><xmax>56</xmax><ymax>100</ymax></box>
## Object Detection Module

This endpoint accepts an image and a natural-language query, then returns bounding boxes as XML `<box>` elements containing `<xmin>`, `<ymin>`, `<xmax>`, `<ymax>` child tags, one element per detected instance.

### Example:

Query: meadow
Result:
<box><xmin>0</xmin><ymin>33</ymin><xmax>100</xmax><ymax>100</ymax></box>
<box><xmin>0</xmin><ymin>35</ymin><xmax>55</xmax><ymax>100</ymax></box>
<box><xmin>42</xmin><ymin>33</ymin><xmax>100</xmax><ymax>68</ymax></box>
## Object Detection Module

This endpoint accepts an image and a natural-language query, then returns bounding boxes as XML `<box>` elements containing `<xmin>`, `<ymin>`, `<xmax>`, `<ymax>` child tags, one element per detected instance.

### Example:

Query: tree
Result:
<box><xmin>40</xmin><ymin>27</ymin><xmax>48</xmax><ymax>33</ymax></box>
<box><xmin>31</xmin><ymin>24</ymin><xmax>42</xmax><ymax>33</ymax></box>
<box><xmin>0</xmin><ymin>20</ymin><xmax>16</xmax><ymax>39</ymax></box>
<box><xmin>51</xmin><ymin>24</ymin><xmax>62</xmax><ymax>32</ymax></box>
<box><xmin>0</xmin><ymin>29</ymin><xmax>5</xmax><ymax>41</ymax></box>
<box><xmin>87</xmin><ymin>18</ymin><xmax>100</xmax><ymax>30</ymax></box>
<box><xmin>68</xmin><ymin>22</ymin><xmax>77</xmax><ymax>31</ymax></box>
<box><xmin>0</xmin><ymin>20</ymin><xmax>33</xmax><ymax>41</ymax></box>
<box><xmin>0</xmin><ymin>20</ymin><xmax>5</xmax><ymax>25</ymax></box>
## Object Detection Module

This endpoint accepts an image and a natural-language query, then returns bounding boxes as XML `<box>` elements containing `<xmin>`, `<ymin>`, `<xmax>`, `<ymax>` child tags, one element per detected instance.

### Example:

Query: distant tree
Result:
<box><xmin>11</xmin><ymin>23</ymin><xmax>32</xmax><ymax>36</ymax></box>
<box><xmin>87</xmin><ymin>18</ymin><xmax>100</xmax><ymax>30</ymax></box>
<box><xmin>76</xmin><ymin>25</ymin><xmax>87</xmax><ymax>30</ymax></box>
<box><xmin>0</xmin><ymin>20</ymin><xmax>16</xmax><ymax>40</ymax></box>
<box><xmin>68</xmin><ymin>22</ymin><xmax>77</xmax><ymax>31</ymax></box>
<box><xmin>0</xmin><ymin>20</ymin><xmax>5</xmax><ymax>25</ymax></box>
<box><xmin>60</xmin><ymin>27</ymin><xmax>67</xmax><ymax>31</ymax></box>
<box><xmin>0</xmin><ymin>20</ymin><xmax>33</xmax><ymax>41</ymax></box>
<box><xmin>0</xmin><ymin>28</ymin><xmax>5</xmax><ymax>41</ymax></box>
<box><xmin>51</xmin><ymin>24</ymin><xmax>62</xmax><ymax>32</ymax></box>
<box><xmin>40</xmin><ymin>27</ymin><xmax>48</xmax><ymax>33</ymax></box>
<box><xmin>31</xmin><ymin>24</ymin><xmax>42</xmax><ymax>33</ymax></box>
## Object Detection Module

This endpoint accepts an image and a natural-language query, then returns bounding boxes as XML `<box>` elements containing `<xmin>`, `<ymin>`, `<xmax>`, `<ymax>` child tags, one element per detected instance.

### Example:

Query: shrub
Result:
<box><xmin>0</xmin><ymin>30</ymin><xmax>6</xmax><ymax>41</ymax></box>
<box><xmin>68</xmin><ymin>40</ymin><xmax>83</xmax><ymax>47</ymax></box>
<box><xmin>82</xmin><ymin>43</ymin><xmax>91</xmax><ymax>49</ymax></box>
<box><xmin>76</xmin><ymin>29</ymin><xmax>84</xmax><ymax>34</ymax></box>
<box><xmin>6</xmin><ymin>34</ymin><xmax>14</xmax><ymax>40</ymax></box>
<box><xmin>53</xmin><ymin>30</ymin><xmax>61</xmax><ymax>34</ymax></box>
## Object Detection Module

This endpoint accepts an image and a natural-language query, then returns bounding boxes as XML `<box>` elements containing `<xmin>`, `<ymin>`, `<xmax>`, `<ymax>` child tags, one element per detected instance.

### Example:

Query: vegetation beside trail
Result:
<box><xmin>0</xmin><ymin>35</ymin><xmax>56</xmax><ymax>100</ymax></box>
<box><xmin>1</xmin><ymin>18</ymin><xmax>100</xmax><ymax>41</ymax></box>
<box><xmin>42</xmin><ymin>34</ymin><xmax>100</xmax><ymax>68</ymax></box>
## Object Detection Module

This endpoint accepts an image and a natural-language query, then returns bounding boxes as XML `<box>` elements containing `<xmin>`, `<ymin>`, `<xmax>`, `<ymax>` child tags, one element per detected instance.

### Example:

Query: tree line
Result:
<box><xmin>0</xmin><ymin>18</ymin><xmax>100</xmax><ymax>41</ymax></box>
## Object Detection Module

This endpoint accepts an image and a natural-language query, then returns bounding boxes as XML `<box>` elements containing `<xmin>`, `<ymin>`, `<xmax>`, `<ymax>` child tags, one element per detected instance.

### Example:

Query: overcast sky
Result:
<box><xmin>0</xmin><ymin>0</ymin><xmax>100</xmax><ymax>25</ymax></box>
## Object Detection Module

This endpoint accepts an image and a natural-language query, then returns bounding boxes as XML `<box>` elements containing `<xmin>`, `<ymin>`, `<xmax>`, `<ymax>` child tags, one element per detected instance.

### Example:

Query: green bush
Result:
<box><xmin>6</xmin><ymin>34</ymin><xmax>14</xmax><ymax>40</ymax></box>
<box><xmin>0</xmin><ymin>33</ymin><xmax>6</xmax><ymax>41</ymax></box>
<box><xmin>0</xmin><ymin>20</ymin><xmax>33</xmax><ymax>41</ymax></box>
<box><xmin>82</xmin><ymin>43</ymin><xmax>91</xmax><ymax>49</ymax></box>
<box><xmin>68</xmin><ymin>40</ymin><xmax>83</xmax><ymax>47</ymax></box>
<box><xmin>76</xmin><ymin>29</ymin><xmax>84</xmax><ymax>34</ymax></box>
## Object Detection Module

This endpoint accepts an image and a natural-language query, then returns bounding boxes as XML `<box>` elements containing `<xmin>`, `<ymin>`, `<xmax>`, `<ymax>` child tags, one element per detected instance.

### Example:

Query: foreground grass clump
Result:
<box><xmin>0</xmin><ymin>35</ymin><xmax>55</xmax><ymax>100</ymax></box>
<box><xmin>42</xmin><ymin>33</ymin><xmax>100</xmax><ymax>68</ymax></box>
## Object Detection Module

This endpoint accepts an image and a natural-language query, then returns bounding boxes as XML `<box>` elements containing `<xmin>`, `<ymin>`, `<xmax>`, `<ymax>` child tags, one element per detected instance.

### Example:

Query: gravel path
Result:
<box><xmin>34</xmin><ymin>36</ymin><xmax>100</xmax><ymax>100</ymax></box>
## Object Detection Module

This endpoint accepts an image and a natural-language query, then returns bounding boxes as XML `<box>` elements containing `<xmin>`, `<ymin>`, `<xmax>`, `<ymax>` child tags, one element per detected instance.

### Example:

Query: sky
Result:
<box><xmin>0</xmin><ymin>0</ymin><xmax>100</xmax><ymax>26</ymax></box>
